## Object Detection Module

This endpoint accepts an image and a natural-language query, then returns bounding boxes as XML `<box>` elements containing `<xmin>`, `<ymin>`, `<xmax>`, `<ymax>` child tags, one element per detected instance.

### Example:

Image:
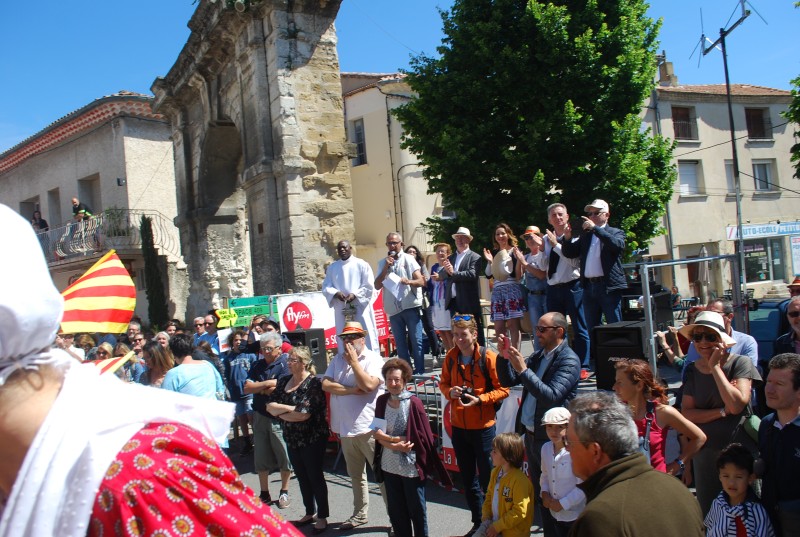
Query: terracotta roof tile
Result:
<box><xmin>657</xmin><ymin>84</ymin><xmax>790</xmax><ymax>97</ymax></box>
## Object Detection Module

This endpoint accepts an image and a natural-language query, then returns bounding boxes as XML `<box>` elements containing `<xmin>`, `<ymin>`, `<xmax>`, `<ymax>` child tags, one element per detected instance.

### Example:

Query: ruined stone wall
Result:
<box><xmin>153</xmin><ymin>0</ymin><xmax>354</xmax><ymax>318</ymax></box>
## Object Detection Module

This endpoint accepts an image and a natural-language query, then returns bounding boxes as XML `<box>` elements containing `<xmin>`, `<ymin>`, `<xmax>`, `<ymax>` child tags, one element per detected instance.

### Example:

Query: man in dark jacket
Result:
<box><xmin>561</xmin><ymin>199</ymin><xmax>626</xmax><ymax>372</ymax></box>
<box><xmin>566</xmin><ymin>392</ymin><xmax>704</xmax><ymax>537</ymax></box>
<box><xmin>441</xmin><ymin>226</ymin><xmax>486</xmax><ymax>346</ymax></box>
<box><xmin>496</xmin><ymin>311</ymin><xmax>580</xmax><ymax>533</ymax></box>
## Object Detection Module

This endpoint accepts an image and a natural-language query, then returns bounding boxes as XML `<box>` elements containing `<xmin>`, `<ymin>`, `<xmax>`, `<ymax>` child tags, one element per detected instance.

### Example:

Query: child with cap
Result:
<box><xmin>539</xmin><ymin>407</ymin><xmax>586</xmax><ymax>537</ymax></box>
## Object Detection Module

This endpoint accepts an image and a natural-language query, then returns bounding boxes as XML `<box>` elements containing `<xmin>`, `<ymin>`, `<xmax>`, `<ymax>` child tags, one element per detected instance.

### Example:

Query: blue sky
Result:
<box><xmin>0</xmin><ymin>0</ymin><xmax>797</xmax><ymax>153</ymax></box>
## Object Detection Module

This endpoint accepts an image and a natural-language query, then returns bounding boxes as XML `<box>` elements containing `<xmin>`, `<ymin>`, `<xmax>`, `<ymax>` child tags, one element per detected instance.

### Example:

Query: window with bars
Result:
<box><xmin>745</xmin><ymin>108</ymin><xmax>772</xmax><ymax>140</ymax></box>
<box><xmin>671</xmin><ymin>106</ymin><xmax>698</xmax><ymax>140</ymax></box>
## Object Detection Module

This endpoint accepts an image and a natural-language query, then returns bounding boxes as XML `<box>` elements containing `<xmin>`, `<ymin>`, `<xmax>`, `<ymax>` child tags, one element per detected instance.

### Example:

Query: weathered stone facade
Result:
<box><xmin>152</xmin><ymin>0</ymin><xmax>354</xmax><ymax>317</ymax></box>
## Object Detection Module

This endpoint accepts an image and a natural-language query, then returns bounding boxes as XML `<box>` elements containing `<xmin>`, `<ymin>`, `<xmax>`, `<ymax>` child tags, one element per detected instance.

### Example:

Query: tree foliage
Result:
<box><xmin>784</xmin><ymin>75</ymin><xmax>800</xmax><ymax>180</ymax></box>
<box><xmin>140</xmin><ymin>215</ymin><xmax>170</xmax><ymax>330</ymax></box>
<box><xmin>395</xmin><ymin>0</ymin><xmax>675</xmax><ymax>257</ymax></box>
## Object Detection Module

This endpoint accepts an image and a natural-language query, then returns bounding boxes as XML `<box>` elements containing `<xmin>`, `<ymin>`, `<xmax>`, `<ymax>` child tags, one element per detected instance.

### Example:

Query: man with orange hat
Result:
<box><xmin>322</xmin><ymin>321</ymin><xmax>388</xmax><ymax>530</ymax></box>
<box><xmin>519</xmin><ymin>225</ymin><xmax>548</xmax><ymax>351</ymax></box>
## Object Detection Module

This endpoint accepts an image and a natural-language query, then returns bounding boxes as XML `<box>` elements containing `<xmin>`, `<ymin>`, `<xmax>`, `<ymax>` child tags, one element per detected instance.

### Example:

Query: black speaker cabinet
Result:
<box><xmin>591</xmin><ymin>321</ymin><xmax>647</xmax><ymax>391</ymax></box>
<box><xmin>284</xmin><ymin>329</ymin><xmax>326</xmax><ymax>373</ymax></box>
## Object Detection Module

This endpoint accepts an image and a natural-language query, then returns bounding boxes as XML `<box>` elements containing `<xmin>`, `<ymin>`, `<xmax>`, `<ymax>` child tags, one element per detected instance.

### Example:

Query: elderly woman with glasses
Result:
<box><xmin>679</xmin><ymin>311</ymin><xmax>762</xmax><ymax>516</ymax></box>
<box><xmin>267</xmin><ymin>346</ymin><xmax>329</xmax><ymax>534</ymax></box>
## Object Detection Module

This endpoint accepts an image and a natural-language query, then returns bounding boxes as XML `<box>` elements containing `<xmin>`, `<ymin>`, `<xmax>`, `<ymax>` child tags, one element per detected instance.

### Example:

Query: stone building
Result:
<box><xmin>151</xmin><ymin>0</ymin><xmax>355</xmax><ymax>317</ymax></box>
<box><xmin>0</xmin><ymin>92</ymin><xmax>188</xmax><ymax>321</ymax></box>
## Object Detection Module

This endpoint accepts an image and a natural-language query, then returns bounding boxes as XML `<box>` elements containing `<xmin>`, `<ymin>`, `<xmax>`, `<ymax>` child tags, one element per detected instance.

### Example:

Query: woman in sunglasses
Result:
<box><xmin>678</xmin><ymin>310</ymin><xmax>761</xmax><ymax>516</ymax></box>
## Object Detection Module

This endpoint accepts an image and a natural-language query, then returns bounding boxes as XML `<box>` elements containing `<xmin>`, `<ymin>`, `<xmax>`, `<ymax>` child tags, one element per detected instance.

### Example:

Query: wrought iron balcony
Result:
<box><xmin>34</xmin><ymin>209</ymin><xmax>181</xmax><ymax>265</ymax></box>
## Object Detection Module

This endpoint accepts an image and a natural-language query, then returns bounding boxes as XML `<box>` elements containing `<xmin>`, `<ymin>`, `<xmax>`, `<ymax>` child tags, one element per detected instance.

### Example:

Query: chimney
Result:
<box><xmin>659</xmin><ymin>61</ymin><xmax>679</xmax><ymax>87</ymax></box>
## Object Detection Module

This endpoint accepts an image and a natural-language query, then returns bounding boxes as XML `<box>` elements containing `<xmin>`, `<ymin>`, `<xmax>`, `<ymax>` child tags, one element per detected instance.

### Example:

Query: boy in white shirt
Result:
<box><xmin>540</xmin><ymin>407</ymin><xmax>586</xmax><ymax>537</ymax></box>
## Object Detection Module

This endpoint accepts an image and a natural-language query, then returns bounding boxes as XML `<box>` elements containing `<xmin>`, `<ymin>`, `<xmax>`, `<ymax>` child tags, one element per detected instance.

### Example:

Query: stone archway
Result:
<box><xmin>152</xmin><ymin>0</ymin><xmax>354</xmax><ymax>317</ymax></box>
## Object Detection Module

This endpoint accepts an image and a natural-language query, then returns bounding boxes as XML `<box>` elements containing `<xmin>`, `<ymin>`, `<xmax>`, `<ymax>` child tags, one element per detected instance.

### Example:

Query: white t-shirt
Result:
<box><xmin>324</xmin><ymin>349</ymin><xmax>385</xmax><ymax>436</ymax></box>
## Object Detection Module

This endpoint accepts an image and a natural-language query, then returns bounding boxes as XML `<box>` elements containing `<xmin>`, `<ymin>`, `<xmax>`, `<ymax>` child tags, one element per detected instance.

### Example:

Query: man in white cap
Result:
<box><xmin>439</xmin><ymin>226</ymin><xmax>486</xmax><ymax>346</ymax></box>
<box><xmin>561</xmin><ymin>199</ymin><xmax>626</xmax><ymax>374</ymax></box>
<box><xmin>321</xmin><ymin>321</ymin><xmax>388</xmax><ymax>530</ymax></box>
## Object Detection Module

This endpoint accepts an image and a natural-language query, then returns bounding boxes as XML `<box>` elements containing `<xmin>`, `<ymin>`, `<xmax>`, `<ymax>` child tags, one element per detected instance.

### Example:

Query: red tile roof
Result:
<box><xmin>657</xmin><ymin>84</ymin><xmax>790</xmax><ymax>97</ymax></box>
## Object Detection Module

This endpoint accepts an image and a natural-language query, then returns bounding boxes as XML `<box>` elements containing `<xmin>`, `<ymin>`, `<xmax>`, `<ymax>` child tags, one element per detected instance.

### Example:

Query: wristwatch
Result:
<box><xmin>719</xmin><ymin>407</ymin><xmax>727</xmax><ymax>418</ymax></box>
<box><xmin>673</xmin><ymin>458</ymin><xmax>685</xmax><ymax>472</ymax></box>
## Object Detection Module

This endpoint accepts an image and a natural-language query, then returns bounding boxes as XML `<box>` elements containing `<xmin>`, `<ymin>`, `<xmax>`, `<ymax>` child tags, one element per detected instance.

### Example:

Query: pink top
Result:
<box><xmin>635</xmin><ymin>405</ymin><xmax>668</xmax><ymax>472</ymax></box>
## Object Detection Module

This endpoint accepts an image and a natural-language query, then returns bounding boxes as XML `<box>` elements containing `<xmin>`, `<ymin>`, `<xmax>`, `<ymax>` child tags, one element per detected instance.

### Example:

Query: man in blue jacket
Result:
<box><xmin>561</xmin><ymin>199</ymin><xmax>626</xmax><ymax>373</ymax></box>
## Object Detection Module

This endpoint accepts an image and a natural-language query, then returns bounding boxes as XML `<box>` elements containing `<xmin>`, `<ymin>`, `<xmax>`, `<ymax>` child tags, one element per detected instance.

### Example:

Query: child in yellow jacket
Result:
<box><xmin>475</xmin><ymin>433</ymin><xmax>534</xmax><ymax>537</ymax></box>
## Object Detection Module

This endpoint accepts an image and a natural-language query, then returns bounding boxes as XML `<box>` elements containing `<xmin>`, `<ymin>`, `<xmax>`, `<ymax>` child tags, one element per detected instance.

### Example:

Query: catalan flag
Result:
<box><xmin>86</xmin><ymin>351</ymin><xmax>133</xmax><ymax>375</ymax></box>
<box><xmin>61</xmin><ymin>250</ymin><xmax>136</xmax><ymax>334</ymax></box>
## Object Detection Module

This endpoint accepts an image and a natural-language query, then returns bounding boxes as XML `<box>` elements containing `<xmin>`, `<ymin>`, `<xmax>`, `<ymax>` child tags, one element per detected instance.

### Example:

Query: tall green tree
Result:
<box><xmin>395</xmin><ymin>0</ymin><xmax>675</xmax><ymax>255</ymax></box>
<box><xmin>784</xmin><ymin>78</ymin><xmax>800</xmax><ymax>179</ymax></box>
<box><xmin>140</xmin><ymin>215</ymin><xmax>170</xmax><ymax>330</ymax></box>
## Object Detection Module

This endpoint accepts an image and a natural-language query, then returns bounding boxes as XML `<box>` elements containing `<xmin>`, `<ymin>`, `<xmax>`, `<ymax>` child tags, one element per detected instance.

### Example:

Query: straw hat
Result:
<box><xmin>451</xmin><ymin>227</ymin><xmax>473</xmax><ymax>241</ymax></box>
<box><xmin>678</xmin><ymin>311</ymin><xmax>736</xmax><ymax>347</ymax></box>
<box><xmin>541</xmin><ymin>407</ymin><xmax>571</xmax><ymax>425</ymax></box>
<box><xmin>788</xmin><ymin>276</ymin><xmax>800</xmax><ymax>289</ymax></box>
<box><xmin>337</xmin><ymin>321</ymin><xmax>366</xmax><ymax>338</ymax></box>
<box><xmin>521</xmin><ymin>225</ymin><xmax>542</xmax><ymax>238</ymax></box>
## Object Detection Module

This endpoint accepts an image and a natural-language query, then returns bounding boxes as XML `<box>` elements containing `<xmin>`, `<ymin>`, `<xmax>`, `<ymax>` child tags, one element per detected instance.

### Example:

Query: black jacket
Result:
<box><xmin>561</xmin><ymin>225</ymin><xmax>627</xmax><ymax>291</ymax></box>
<box><xmin>443</xmin><ymin>249</ymin><xmax>482</xmax><ymax>315</ymax></box>
<box><xmin>496</xmin><ymin>340</ymin><xmax>580</xmax><ymax>440</ymax></box>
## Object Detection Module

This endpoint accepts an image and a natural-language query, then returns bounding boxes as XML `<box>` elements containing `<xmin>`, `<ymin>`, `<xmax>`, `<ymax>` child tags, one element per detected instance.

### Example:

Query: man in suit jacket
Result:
<box><xmin>495</xmin><ymin>311</ymin><xmax>581</xmax><ymax>534</ymax></box>
<box><xmin>561</xmin><ymin>199</ymin><xmax>626</xmax><ymax>367</ymax></box>
<box><xmin>440</xmin><ymin>226</ymin><xmax>486</xmax><ymax>346</ymax></box>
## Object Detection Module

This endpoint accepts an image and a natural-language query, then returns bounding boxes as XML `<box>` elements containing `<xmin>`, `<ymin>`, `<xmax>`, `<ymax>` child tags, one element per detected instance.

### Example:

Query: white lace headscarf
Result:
<box><xmin>0</xmin><ymin>204</ymin><xmax>71</xmax><ymax>385</ymax></box>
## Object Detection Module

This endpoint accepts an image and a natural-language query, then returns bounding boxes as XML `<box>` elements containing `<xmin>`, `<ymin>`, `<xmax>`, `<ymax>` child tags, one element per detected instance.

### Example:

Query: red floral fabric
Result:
<box><xmin>89</xmin><ymin>421</ymin><xmax>301</xmax><ymax>537</ymax></box>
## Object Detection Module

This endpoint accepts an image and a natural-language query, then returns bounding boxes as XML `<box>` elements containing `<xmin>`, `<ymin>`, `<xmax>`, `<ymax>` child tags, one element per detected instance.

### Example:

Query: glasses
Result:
<box><xmin>194</xmin><ymin>323</ymin><xmax>203</xmax><ymax>327</ymax></box>
<box><xmin>535</xmin><ymin>326</ymin><xmax>558</xmax><ymax>333</ymax></box>
<box><xmin>788</xmin><ymin>311</ymin><xmax>800</xmax><ymax>318</ymax></box>
<box><xmin>386</xmin><ymin>241</ymin><xmax>400</xmax><ymax>246</ymax></box>
<box><xmin>261</xmin><ymin>346</ymin><xmax>275</xmax><ymax>353</ymax></box>
<box><xmin>453</xmin><ymin>314</ymin><xmax>474</xmax><ymax>322</ymax></box>
<box><xmin>339</xmin><ymin>334</ymin><xmax>363</xmax><ymax>340</ymax></box>
<box><xmin>204</xmin><ymin>321</ymin><xmax>215</xmax><ymax>326</ymax></box>
<box><xmin>586</xmin><ymin>211</ymin><xmax>605</xmax><ymax>217</ymax></box>
<box><xmin>133</xmin><ymin>338</ymin><xmax>145</xmax><ymax>343</ymax></box>
<box><xmin>691</xmin><ymin>332</ymin><xmax>719</xmax><ymax>343</ymax></box>
<box><xmin>287</xmin><ymin>358</ymin><xmax>301</xmax><ymax>364</ymax></box>
<box><xmin>96</xmin><ymin>350</ymin><xmax>109</xmax><ymax>356</ymax></box>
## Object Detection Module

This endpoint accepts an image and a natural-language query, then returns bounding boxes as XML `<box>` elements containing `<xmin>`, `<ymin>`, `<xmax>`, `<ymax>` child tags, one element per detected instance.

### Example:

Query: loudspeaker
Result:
<box><xmin>592</xmin><ymin>321</ymin><xmax>647</xmax><ymax>391</ymax></box>
<box><xmin>620</xmin><ymin>290</ymin><xmax>674</xmax><ymax>331</ymax></box>
<box><xmin>284</xmin><ymin>329</ymin><xmax>326</xmax><ymax>373</ymax></box>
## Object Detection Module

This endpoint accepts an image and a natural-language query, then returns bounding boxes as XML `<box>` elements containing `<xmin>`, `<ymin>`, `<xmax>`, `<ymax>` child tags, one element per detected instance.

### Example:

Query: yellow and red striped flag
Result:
<box><xmin>61</xmin><ymin>250</ymin><xmax>136</xmax><ymax>334</ymax></box>
<box><xmin>85</xmin><ymin>351</ymin><xmax>133</xmax><ymax>375</ymax></box>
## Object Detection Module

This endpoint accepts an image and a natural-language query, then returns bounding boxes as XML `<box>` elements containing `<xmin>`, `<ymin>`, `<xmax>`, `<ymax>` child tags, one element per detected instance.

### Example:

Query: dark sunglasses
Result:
<box><xmin>788</xmin><ymin>311</ymin><xmax>800</xmax><ymax>319</ymax></box>
<box><xmin>535</xmin><ymin>326</ymin><xmax>558</xmax><ymax>333</ymax></box>
<box><xmin>586</xmin><ymin>211</ymin><xmax>605</xmax><ymax>217</ymax></box>
<box><xmin>691</xmin><ymin>332</ymin><xmax>719</xmax><ymax>343</ymax></box>
<box><xmin>453</xmin><ymin>314</ymin><xmax>474</xmax><ymax>322</ymax></box>
<box><xmin>204</xmin><ymin>321</ymin><xmax>215</xmax><ymax>326</ymax></box>
<box><xmin>194</xmin><ymin>323</ymin><xmax>203</xmax><ymax>327</ymax></box>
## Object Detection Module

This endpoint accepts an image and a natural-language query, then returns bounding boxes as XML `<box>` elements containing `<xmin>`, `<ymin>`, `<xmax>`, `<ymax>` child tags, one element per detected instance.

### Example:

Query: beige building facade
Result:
<box><xmin>0</xmin><ymin>92</ymin><xmax>188</xmax><ymax>323</ymax></box>
<box><xmin>342</xmin><ymin>73</ymin><xmax>442</xmax><ymax>266</ymax></box>
<box><xmin>644</xmin><ymin>68</ymin><xmax>796</xmax><ymax>299</ymax></box>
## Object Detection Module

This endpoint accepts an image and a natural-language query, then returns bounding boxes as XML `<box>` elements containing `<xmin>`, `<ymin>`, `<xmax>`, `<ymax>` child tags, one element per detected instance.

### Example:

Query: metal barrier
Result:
<box><xmin>408</xmin><ymin>373</ymin><xmax>444</xmax><ymax>451</ymax></box>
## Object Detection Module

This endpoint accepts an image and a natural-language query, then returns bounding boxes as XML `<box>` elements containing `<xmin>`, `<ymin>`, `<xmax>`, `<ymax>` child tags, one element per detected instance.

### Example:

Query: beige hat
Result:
<box><xmin>521</xmin><ymin>225</ymin><xmax>542</xmax><ymax>238</ymax></box>
<box><xmin>788</xmin><ymin>276</ymin><xmax>800</xmax><ymax>288</ymax></box>
<box><xmin>337</xmin><ymin>321</ymin><xmax>367</xmax><ymax>338</ymax></box>
<box><xmin>541</xmin><ymin>407</ymin><xmax>571</xmax><ymax>425</ymax></box>
<box><xmin>584</xmin><ymin>199</ymin><xmax>610</xmax><ymax>213</ymax></box>
<box><xmin>452</xmin><ymin>227</ymin><xmax>473</xmax><ymax>241</ymax></box>
<box><xmin>678</xmin><ymin>311</ymin><xmax>736</xmax><ymax>347</ymax></box>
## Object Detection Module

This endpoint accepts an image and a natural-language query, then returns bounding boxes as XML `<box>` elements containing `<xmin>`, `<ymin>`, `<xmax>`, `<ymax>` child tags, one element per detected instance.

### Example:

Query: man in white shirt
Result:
<box><xmin>375</xmin><ymin>232</ymin><xmax>426</xmax><ymax>374</ymax></box>
<box><xmin>322</xmin><ymin>322</ymin><xmax>387</xmax><ymax>530</ymax></box>
<box><xmin>528</xmin><ymin>204</ymin><xmax>590</xmax><ymax>376</ymax></box>
<box><xmin>322</xmin><ymin>240</ymin><xmax>379</xmax><ymax>352</ymax></box>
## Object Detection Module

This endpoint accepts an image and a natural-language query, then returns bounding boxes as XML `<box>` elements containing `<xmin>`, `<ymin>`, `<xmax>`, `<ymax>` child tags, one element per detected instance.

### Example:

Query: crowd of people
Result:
<box><xmin>5</xmin><ymin>195</ymin><xmax>800</xmax><ymax>537</ymax></box>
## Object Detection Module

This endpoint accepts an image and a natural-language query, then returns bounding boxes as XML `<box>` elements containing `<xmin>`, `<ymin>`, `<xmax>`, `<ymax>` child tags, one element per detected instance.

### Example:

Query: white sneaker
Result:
<box><xmin>277</xmin><ymin>491</ymin><xmax>290</xmax><ymax>509</ymax></box>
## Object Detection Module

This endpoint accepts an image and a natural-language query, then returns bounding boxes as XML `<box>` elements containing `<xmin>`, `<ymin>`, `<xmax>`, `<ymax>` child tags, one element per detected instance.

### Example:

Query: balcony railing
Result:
<box><xmin>672</xmin><ymin>119</ymin><xmax>698</xmax><ymax>140</ymax></box>
<box><xmin>35</xmin><ymin>209</ymin><xmax>181</xmax><ymax>265</ymax></box>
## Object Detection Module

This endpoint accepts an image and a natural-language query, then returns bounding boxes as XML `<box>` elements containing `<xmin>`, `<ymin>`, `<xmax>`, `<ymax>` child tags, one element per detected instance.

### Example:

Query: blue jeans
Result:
<box><xmin>527</xmin><ymin>292</ymin><xmax>547</xmax><ymax>351</ymax></box>
<box><xmin>451</xmin><ymin>425</ymin><xmax>495</xmax><ymax>525</ymax></box>
<box><xmin>546</xmin><ymin>280</ymin><xmax>590</xmax><ymax>366</ymax></box>
<box><xmin>582</xmin><ymin>279</ymin><xmax>623</xmax><ymax>359</ymax></box>
<box><xmin>383</xmin><ymin>472</ymin><xmax>427</xmax><ymax>537</ymax></box>
<box><xmin>390</xmin><ymin>307</ymin><xmax>424</xmax><ymax>374</ymax></box>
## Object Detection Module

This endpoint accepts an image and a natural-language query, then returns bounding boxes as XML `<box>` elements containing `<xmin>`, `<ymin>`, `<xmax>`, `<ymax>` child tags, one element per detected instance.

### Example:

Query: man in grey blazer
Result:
<box><xmin>440</xmin><ymin>226</ymin><xmax>485</xmax><ymax>346</ymax></box>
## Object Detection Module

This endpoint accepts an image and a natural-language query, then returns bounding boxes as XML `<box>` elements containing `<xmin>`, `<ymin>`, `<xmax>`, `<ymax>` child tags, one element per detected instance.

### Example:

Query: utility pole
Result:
<box><xmin>702</xmin><ymin>0</ymin><xmax>750</xmax><ymax>332</ymax></box>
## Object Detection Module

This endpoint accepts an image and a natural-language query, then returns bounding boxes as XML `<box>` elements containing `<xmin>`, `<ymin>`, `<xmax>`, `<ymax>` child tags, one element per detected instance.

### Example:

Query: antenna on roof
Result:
<box><xmin>701</xmin><ymin>0</ymin><xmax>752</xmax><ymax>332</ymax></box>
<box><xmin>688</xmin><ymin>9</ymin><xmax>705</xmax><ymax>67</ymax></box>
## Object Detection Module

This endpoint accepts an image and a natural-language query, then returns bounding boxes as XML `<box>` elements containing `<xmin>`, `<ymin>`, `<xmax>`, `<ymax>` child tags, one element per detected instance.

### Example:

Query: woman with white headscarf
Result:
<box><xmin>0</xmin><ymin>204</ymin><xmax>300</xmax><ymax>537</ymax></box>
